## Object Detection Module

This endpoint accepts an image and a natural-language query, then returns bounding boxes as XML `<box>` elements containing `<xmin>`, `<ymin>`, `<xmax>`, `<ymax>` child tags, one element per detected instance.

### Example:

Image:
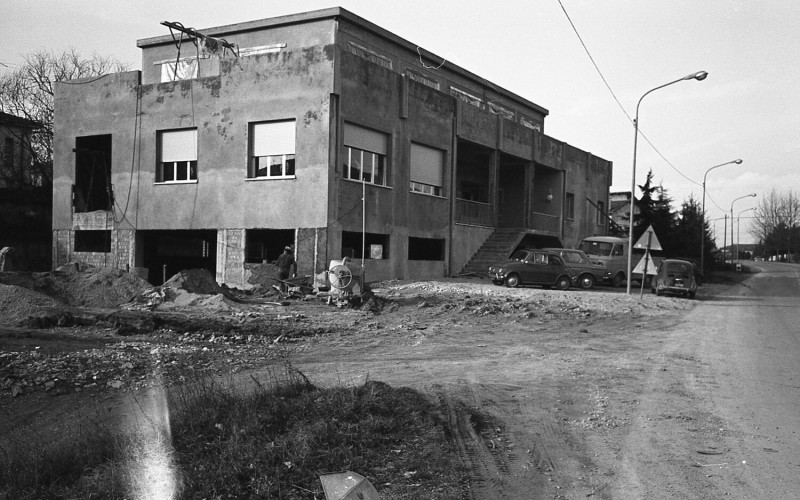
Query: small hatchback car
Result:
<box><xmin>543</xmin><ymin>248</ymin><xmax>607</xmax><ymax>289</ymax></box>
<box><xmin>489</xmin><ymin>249</ymin><xmax>574</xmax><ymax>290</ymax></box>
<box><xmin>651</xmin><ymin>259</ymin><xmax>698</xmax><ymax>298</ymax></box>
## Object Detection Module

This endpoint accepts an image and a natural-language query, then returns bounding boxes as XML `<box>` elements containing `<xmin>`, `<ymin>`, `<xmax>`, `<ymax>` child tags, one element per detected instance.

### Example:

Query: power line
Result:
<box><xmin>556</xmin><ymin>0</ymin><xmax>700</xmax><ymax>187</ymax></box>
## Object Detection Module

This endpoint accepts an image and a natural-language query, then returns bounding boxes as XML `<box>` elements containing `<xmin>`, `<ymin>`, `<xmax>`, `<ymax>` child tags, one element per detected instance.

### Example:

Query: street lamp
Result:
<box><xmin>626</xmin><ymin>70</ymin><xmax>709</xmax><ymax>294</ymax></box>
<box><xmin>737</xmin><ymin>207</ymin><xmax>756</xmax><ymax>264</ymax></box>
<box><xmin>701</xmin><ymin>159</ymin><xmax>742</xmax><ymax>272</ymax></box>
<box><xmin>730</xmin><ymin>193</ymin><xmax>756</xmax><ymax>264</ymax></box>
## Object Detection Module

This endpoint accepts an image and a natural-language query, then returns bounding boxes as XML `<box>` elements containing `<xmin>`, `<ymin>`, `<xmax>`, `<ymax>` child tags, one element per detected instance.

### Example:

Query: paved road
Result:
<box><xmin>617</xmin><ymin>262</ymin><xmax>800</xmax><ymax>498</ymax></box>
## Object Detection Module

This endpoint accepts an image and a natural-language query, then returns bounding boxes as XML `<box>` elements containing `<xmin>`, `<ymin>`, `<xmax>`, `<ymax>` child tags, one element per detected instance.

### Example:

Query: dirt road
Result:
<box><xmin>3</xmin><ymin>264</ymin><xmax>798</xmax><ymax>498</ymax></box>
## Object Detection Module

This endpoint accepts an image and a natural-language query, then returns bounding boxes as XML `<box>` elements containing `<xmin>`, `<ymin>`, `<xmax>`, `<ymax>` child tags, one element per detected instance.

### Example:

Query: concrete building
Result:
<box><xmin>53</xmin><ymin>7</ymin><xmax>612</xmax><ymax>286</ymax></box>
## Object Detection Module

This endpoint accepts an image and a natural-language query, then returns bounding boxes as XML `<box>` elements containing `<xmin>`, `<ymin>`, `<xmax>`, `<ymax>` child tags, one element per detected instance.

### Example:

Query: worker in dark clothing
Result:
<box><xmin>275</xmin><ymin>246</ymin><xmax>297</xmax><ymax>291</ymax></box>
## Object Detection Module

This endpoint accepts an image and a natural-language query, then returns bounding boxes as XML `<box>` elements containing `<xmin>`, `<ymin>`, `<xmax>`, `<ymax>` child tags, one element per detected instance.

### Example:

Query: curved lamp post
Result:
<box><xmin>730</xmin><ymin>193</ymin><xmax>756</xmax><ymax>263</ymax></box>
<box><xmin>737</xmin><ymin>207</ymin><xmax>756</xmax><ymax>264</ymax></box>
<box><xmin>701</xmin><ymin>159</ymin><xmax>743</xmax><ymax>272</ymax></box>
<box><xmin>626</xmin><ymin>70</ymin><xmax>709</xmax><ymax>294</ymax></box>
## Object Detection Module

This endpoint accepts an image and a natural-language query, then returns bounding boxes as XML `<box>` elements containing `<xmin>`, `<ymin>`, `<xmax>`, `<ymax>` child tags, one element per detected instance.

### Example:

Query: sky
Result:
<box><xmin>3</xmin><ymin>0</ymin><xmax>799</xmax><ymax>245</ymax></box>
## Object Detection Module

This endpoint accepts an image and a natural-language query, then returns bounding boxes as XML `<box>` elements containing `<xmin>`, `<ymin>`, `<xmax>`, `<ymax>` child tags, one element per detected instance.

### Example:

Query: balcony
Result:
<box><xmin>456</xmin><ymin>199</ymin><xmax>493</xmax><ymax>227</ymax></box>
<box><xmin>530</xmin><ymin>212</ymin><xmax>560</xmax><ymax>234</ymax></box>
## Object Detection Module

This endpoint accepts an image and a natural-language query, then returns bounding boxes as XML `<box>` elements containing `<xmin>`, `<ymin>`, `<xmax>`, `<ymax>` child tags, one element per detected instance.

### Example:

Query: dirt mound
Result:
<box><xmin>0</xmin><ymin>284</ymin><xmax>64</xmax><ymax>324</ymax></box>
<box><xmin>0</xmin><ymin>265</ymin><xmax>152</xmax><ymax>310</ymax></box>
<box><xmin>163</xmin><ymin>269</ymin><xmax>222</xmax><ymax>294</ymax></box>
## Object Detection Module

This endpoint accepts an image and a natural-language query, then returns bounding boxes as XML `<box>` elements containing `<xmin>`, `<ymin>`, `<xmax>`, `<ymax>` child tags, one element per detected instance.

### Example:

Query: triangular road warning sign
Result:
<box><xmin>634</xmin><ymin>225</ymin><xmax>663</xmax><ymax>251</ymax></box>
<box><xmin>633</xmin><ymin>253</ymin><xmax>658</xmax><ymax>275</ymax></box>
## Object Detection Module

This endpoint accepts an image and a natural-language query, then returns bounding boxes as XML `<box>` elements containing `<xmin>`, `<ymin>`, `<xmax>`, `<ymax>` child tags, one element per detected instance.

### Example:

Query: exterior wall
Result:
<box><xmin>51</xmin><ymin>8</ymin><xmax>611</xmax><ymax>284</ymax></box>
<box><xmin>54</xmin><ymin>22</ymin><xmax>338</xmax><ymax>283</ymax></box>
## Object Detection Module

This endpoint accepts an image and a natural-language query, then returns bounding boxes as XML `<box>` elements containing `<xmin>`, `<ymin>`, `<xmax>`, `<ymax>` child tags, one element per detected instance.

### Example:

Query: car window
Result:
<box><xmin>550</xmin><ymin>256</ymin><xmax>563</xmax><ymax>266</ymax></box>
<box><xmin>612</xmin><ymin>245</ymin><xmax>624</xmax><ymax>256</ymax></box>
<box><xmin>579</xmin><ymin>241</ymin><xmax>613</xmax><ymax>256</ymax></box>
<box><xmin>510</xmin><ymin>250</ymin><xmax>529</xmax><ymax>261</ymax></box>
<box><xmin>563</xmin><ymin>252</ymin><xmax>585</xmax><ymax>264</ymax></box>
<box><xmin>533</xmin><ymin>253</ymin><xmax>548</xmax><ymax>264</ymax></box>
<box><xmin>667</xmin><ymin>262</ymin><xmax>692</xmax><ymax>273</ymax></box>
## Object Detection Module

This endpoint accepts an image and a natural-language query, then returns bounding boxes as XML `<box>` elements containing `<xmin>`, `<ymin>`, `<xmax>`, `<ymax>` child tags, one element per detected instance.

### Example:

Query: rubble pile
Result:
<box><xmin>0</xmin><ymin>284</ymin><xmax>63</xmax><ymax>324</ymax></box>
<box><xmin>0</xmin><ymin>263</ymin><xmax>152</xmax><ymax>311</ymax></box>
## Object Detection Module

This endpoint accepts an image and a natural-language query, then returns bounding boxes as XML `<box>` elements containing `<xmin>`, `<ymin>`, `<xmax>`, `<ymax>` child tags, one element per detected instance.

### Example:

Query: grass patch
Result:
<box><xmin>0</xmin><ymin>365</ymin><xmax>466</xmax><ymax>499</ymax></box>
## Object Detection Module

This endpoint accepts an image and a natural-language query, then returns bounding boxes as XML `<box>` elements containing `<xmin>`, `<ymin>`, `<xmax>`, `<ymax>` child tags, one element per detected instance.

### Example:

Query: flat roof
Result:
<box><xmin>137</xmin><ymin>7</ymin><xmax>549</xmax><ymax>117</ymax></box>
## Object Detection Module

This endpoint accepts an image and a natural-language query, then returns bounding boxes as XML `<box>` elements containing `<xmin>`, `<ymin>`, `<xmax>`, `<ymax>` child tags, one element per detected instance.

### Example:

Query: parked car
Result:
<box><xmin>543</xmin><ymin>248</ymin><xmax>607</xmax><ymax>289</ymax></box>
<box><xmin>578</xmin><ymin>236</ymin><xmax>662</xmax><ymax>287</ymax></box>
<box><xmin>651</xmin><ymin>259</ymin><xmax>698</xmax><ymax>298</ymax></box>
<box><xmin>488</xmin><ymin>250</ymin><xmax>573</xmax><ymax>290</ymax></box>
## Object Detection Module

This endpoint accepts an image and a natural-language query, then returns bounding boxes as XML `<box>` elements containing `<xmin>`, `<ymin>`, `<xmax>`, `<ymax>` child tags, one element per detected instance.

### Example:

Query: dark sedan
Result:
<box><xmin>489</xmin><ymin>250</ymin><xmax>573</xmax><ymax>290</ymax></box>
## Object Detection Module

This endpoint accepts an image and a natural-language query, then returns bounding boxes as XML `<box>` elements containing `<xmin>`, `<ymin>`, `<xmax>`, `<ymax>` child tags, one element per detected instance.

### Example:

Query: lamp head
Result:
<box><xmin>684</xmin><ymin>71</ymin><xmax>709</xmax><ymax>81</ymax></box>
<box><xmin>734</xmin><ymin>159</ymin><xmax>743</xmax><ymax>164</ymax></box>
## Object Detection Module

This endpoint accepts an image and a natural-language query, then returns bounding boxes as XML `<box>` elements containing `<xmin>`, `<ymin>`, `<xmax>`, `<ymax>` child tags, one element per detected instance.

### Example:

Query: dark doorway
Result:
<box><xmin>74</xmin><ymin>135</ymin><xmax>112</xmax><ymax>213</ymax></box>
<box><xmin>138</xmin><ymin>230</ymin><xmax>217</xmax><ymax>284</ymax></box>
<box><xmin>497</xmin><ymin>154</ymin><xmax>527</xmax><ymax>228</ymax></box>
<box><xmin>245</xmin><ymin>229</ymin><xmax>295</xmax><ymax>264</ymax></box>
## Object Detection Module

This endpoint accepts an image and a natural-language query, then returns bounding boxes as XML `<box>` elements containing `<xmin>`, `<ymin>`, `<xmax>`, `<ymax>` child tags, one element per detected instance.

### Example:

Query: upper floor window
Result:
<box><xmin>597</xmin><ymin>200</ymin><xmax>606</xmax><ymax>225</ymax></box>
<box><xmin>450</xmin><ymin>86</ymin><xmax>483</xmax><ymax>109</ymax></box>
<box><xmin>348</xmin><ymin>41</ymin><xmax>393</xmax><ymax>70</ymax></box>
<box><xmin>488</xmin><ymin>101</ymin><xmax>515</xmax><ymax>121</ymax></box>
<box><xmin>157</xmin><ymin>129</ymin><xmax>197</xmax><ymax>183</ymax></box>
<box><xmin>157</xmin><ymin>58</ymin><xmax>200</xmax><ymax>83</ymax></box>
<box><xmin>248</xmin><ymin>120</ymin><xmax>296</xmax><ymax>179</ymax></box>
<box><xmin>343</xmin><ymin>123</ymin><xmax>389</xmax><ymax>187</ymax></box>
<box><xmin>410</xmin><ymin>142</ymin><xmax>445</xmax><ymax>197</ymax></box>
<box><xmin>565</xmin><ymin>193</ymin><xmax>575</xmax><ymax>220</ymax></box>
<box><xmin>2</xmin><ymin>137</ymin><xmax>14</xmax><ymax>168</ymax></box>
<box><xmin>406</xmin><ymin>69</ymin><xmax>440</xmax><ymax>90</ymax></box>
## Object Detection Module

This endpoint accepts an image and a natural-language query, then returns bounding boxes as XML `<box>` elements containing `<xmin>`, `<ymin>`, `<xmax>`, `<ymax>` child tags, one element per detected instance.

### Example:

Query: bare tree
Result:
<box><xmin>750</xmin><ymin>189</ymin><xmax>800</xmax><ymax>261</ymax></box>
<box><xmin>0</xmin><ymin>50</ymin><xmax>128</xmax><ymax>191</ymax></box>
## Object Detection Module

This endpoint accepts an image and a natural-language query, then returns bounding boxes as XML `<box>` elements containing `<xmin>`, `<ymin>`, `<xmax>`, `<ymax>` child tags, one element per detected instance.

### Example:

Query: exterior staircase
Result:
<box><xmin>459</xmin><ymin>228</ymin><xmax>526</xmax><ymax>276</ymax></box>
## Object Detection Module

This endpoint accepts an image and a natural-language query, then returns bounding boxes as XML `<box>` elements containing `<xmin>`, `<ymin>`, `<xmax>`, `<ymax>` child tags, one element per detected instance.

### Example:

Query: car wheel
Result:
<box><xmin>555</xmin><ymin>275</ymin><xmax>571</xmax><ymax>290</ymax></box>
<box><xmin>655</xmin><ymin>286</ymin><xmax>662</xmax><ymax>296</ymax></box>
<box><xmin>688</xmin><ymin>290</ymin><xmax>696</xmax><ymax>299</ymax></box>
<box><xmin>612</xmin><ymin>272</ymin><xmax>625</xmax><ymax>288</ymax></box>
<box><xmin>578</xmin><ymin>274</ymin><xmax>595</xmax><ymax>289</ymax></box>
<box><xmin>505</xmin><ymin>273</ymin><xmax>521</xmax><ymax>288</ymax></box>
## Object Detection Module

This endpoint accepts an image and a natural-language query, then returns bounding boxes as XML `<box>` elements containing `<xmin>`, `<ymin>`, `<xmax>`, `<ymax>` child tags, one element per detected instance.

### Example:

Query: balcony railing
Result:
<box><xmin>530</xmin><ymin>212</ymin><xmax>561</xmax><ymax>233</ymax></box>
<box><xmin>456</xmin><ymin>199</ymin><xmax>493</xmax><ymax>227</ymax></box>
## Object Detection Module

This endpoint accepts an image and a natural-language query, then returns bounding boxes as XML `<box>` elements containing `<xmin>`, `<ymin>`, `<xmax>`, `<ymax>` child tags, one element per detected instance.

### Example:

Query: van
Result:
<box><xmin>578</xmin><ymin>236</ymin><xmax>658</xmax><ymax>287</ymax></box>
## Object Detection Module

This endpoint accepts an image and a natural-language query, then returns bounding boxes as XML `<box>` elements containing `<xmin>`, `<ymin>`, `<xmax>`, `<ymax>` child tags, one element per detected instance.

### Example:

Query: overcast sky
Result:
<box><xmin>4</xmin><ymin>0</ymin><xmax>798</xmax><ymax>244</ymax></box>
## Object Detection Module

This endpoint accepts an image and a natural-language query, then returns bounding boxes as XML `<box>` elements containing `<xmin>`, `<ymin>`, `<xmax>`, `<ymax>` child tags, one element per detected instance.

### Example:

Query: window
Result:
<box><xmin>2</xmin><ymin>137</ymin><xmax>14</xmax><ymax>168</ymax></box>
<box><xmin>343</xmin><ymin>124</ymin><xmax>389</xmax><ymax>187</ymax></box>
<box><xmin>597</xmin><ymin>200</ymin><xmax>606</xmax><ymax>225</ymax></box>
<box><xmin>450</xmin><ymin>86</ymin><xmax>483</xmax><ymax>109</ymax></box>
<box><xmin>248</xmin><ymin>120</ymin><xmax>296</xmax><ymax>179</ymax></box>
<box><xmin>410</xmin><ymin>143</ymin><xmax>445</xmax><ymax>196</ymax></box>
<box><xmin>157</xmin><ymin>129</ymin><xmax>197</xmax><ymax>183</ymax></box>
<box><xmin>565</xmin><ymin>193</ymin><xmax>575</xmax><ymax>220</ymax></box>
<box><xmin>74</xmin><ymin>230</ymin><xmax>111</xmax><ymax>253</ymax></box>
<box><xmin>408</xmin><ymin>237</ymin><xmax>445</xmax><ymax>260</ymax></box>
<box><xmin>342</xmin><ymin>231</ymin><xmax>389</xmax><ymax>259</ymax></box>
<box><xmin>406</xmin><ymin>69</ymin><xmax>440</xmax><ymax>90</ymax></box>
<box><xmin>158</xmin><ymin>58</ymin><xmax>199</xmax><ymax>83</ymax></box>
<box><xmin>348</xmin><ymin>41</ymin><xmax>393</xmax><ymax>70</ymax></box>
<box><xmin>488</xmin><ymin>101</ymin><xmax>515</xmax><ymax>120</ymax></box>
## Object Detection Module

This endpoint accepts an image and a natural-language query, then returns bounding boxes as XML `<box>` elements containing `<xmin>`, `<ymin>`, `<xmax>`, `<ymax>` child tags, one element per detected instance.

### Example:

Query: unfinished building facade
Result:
<box><xmin>53</xmin><ymin>8</ymin><xmax>612</xmax><ymax>286</ymax></box>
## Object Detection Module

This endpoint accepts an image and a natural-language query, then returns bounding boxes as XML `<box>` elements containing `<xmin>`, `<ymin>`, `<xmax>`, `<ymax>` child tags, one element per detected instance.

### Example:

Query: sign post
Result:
<box><xmin>633</xmin><ymin>226</ymin><xmax>662</xmax><ymax>299</ymax></box>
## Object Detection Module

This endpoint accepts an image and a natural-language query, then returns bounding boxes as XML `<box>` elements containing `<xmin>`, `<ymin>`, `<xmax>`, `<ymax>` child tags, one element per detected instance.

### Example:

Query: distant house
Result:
<box><xmin>0</xmin><ymin>111</ymin><xmax>50</xmax><ymax>270</ymax></box>
<box><xmin>0</xmin><ymin>111</ymin><xmax>41</xmax><ymax>189</ymax></box>
<box><xmin>53</xmin><ymin>7</ymin><xmax>612</xmax><ymax>286</ymax></box>
<box><xmin>609</xmin><ymin>191</ymin><xmax>639</xmax><ymax>235</ymax></box>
